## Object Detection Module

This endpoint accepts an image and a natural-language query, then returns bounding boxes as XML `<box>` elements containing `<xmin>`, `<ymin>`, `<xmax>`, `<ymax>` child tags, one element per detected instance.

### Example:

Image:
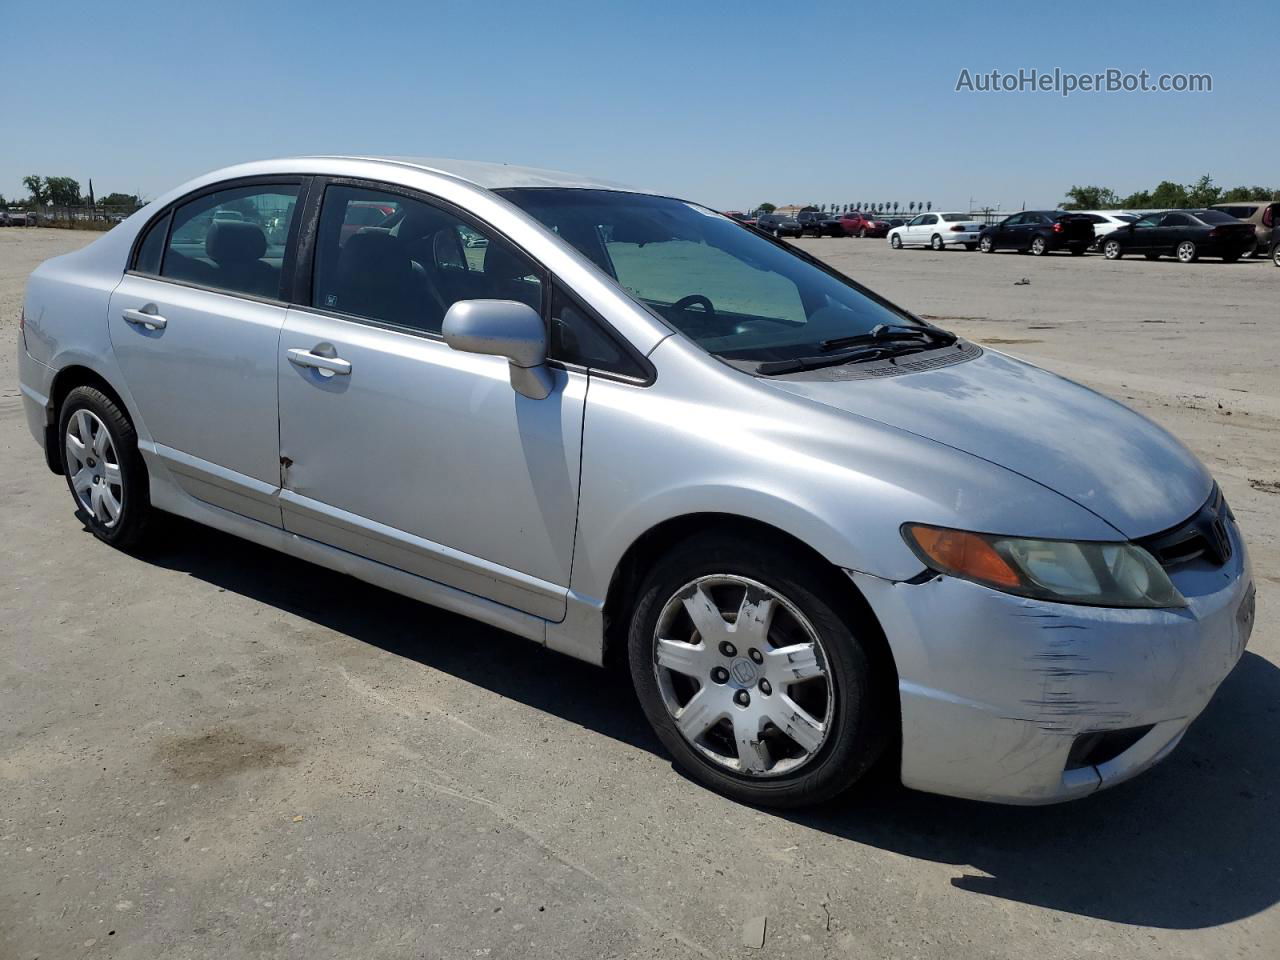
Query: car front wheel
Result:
<box><xmin>979</xmin><ymin>235</ymin><xmax>994</xmax><ymax>253</ymax></box>
<box><xmin>628</xmin><ymin>533</ymin><xmax>887</xmax><ymax>808</ymax></box>
<box><xmin>58</xmin><ymin>385</ymin><xmax>152</xmax><ymax>549</ymax></box>
<box><xmin>1272</xmin><ymin>243</ymin><xmax>1280</xmax><ymax>267</ymax></box>
<box><xmin>890</xmin><ymin>234</ymin><xmax>902</xmax><ymax>249</ymax></box>
<box><xmin>1104</xmin><ymin>239</ymin><xmax>1123</xmax><ymax>259</ymax></box>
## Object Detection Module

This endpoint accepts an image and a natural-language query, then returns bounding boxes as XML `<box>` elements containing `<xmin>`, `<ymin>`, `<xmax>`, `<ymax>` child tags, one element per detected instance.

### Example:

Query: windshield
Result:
<box><xmin>498</xmin><ymin>188</ymin><xmax>922</xmax><ymax>364</ymax></box>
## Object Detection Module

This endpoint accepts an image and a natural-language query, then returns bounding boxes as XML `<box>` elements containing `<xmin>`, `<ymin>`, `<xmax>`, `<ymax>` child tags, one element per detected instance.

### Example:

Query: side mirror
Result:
<box><xmin>443</xmin><ymin>299</ymin><xmax>553</xmax><ymax>400</ymax></box>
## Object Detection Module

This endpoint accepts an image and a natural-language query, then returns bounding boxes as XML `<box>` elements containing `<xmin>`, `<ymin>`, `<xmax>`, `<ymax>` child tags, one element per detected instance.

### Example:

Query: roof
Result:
<box><xmin>304</xmin><ymin>155</ymin><xmax>652</xmax><ymax>194</ymax></box>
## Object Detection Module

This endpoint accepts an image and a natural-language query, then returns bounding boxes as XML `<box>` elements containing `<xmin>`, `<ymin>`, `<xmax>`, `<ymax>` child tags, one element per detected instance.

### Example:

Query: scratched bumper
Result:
<box><xmin>851</xmin><ymin>518</ymin><xmax>1253</xmax><ymax>804</ymax></box>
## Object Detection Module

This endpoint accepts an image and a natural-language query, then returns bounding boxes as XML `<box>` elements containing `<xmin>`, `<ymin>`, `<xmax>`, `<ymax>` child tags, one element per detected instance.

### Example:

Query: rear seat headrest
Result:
<box><xmin>206</xmin><ymin>220</ymin><xmax>267</xmax><ymax>264</ymax></box>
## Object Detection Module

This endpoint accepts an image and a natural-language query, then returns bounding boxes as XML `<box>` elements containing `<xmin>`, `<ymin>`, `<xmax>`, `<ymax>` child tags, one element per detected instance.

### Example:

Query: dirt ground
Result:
<box><xmin>2</xmin><ymin>228</ymin><xmax>1276</xmax><ymax>960</ymax></box>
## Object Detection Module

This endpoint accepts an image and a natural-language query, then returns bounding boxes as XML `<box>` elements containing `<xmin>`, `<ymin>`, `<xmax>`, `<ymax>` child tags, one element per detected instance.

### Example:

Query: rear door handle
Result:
<box><xmin>287</xmin><ymin>347</ymin><xmax>351</xmax><ymax>376</ymax></box>
<box><xmin>122</xmin><ymin>306</ymin><xmax>167</xmax><ymax>330</ymax></box>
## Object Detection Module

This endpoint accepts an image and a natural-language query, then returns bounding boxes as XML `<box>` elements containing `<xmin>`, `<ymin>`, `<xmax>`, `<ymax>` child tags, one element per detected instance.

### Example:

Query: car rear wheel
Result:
<box><xmin>1104</xmin><ymin>239</ymin><xmax>1123</xmax><ymax>259</ymax></box>
<box><xmin>930</xmin><ymin>234</ymin><xmax>944</xmax><ymax>251</ymax></box>
<box><xmin>58</xmin><ymin>386</ymin><xmax>152</xmax><ymax>549</ymax></box>
<box><xmin>1030</xmin><ymin>235</ymin><xmax>1048</xmax><ymax>256</ymax></box>
<box><xmin>1272</xmin><ymin>243</ymin><xmax>1280</xmax><ymax>267</ymax></box>
<box><xmin>890</xmin><ymin>234</ymin><xmax>902</xmax><ymax>249</ymax></box>
<box><xmin>1176</xmin><ymin>240</ymin><xmax>1199</xmax><ymax>263</ymax></box>
<box><xmin>979</xmin><ymin>235</ymin><xmax>994</xmax><ymax>253</ymax></box>
<box><xmin>628</xmin><ymin>533</ymin><xmax>888</xmax><ymax>808</ymax></box>
<box><xmin>858</xmin><ymin>228</ymin><xmax>867</xmax><ymax>239</ymax></box>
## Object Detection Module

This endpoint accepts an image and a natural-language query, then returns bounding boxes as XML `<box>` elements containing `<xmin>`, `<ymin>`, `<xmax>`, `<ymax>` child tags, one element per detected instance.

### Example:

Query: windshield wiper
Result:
<box><xmin>755</xmin><ymin>342</ymin><xmax>930</xmax><ymax>375</ymax></box>
<box><xmin>820</xmin><ymin>322</ymin><xmax>955</xmax><ymax>353</ymax></box>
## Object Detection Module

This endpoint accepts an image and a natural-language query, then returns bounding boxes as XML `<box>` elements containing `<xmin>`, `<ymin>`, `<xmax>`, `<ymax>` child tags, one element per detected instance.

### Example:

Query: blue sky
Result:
<box><xmin>2</xmin><ymin>0</ymin><xmax>1276</xmax><ymax>211</ymax></box>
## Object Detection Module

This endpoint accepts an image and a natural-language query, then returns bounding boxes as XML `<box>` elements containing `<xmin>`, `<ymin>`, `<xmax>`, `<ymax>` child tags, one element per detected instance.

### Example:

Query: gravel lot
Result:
<box><xmin>2</xmin><ymin>228</ymin><xmax>1277</xmax><ymax>960</ymax></box>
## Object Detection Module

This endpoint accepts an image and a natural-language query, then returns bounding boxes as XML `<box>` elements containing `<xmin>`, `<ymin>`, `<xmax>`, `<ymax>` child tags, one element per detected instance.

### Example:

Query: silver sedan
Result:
<box><xmin>18</xmin><ymin>156</ymin><xmax>1255</xmax><ymax>807</ymax></box>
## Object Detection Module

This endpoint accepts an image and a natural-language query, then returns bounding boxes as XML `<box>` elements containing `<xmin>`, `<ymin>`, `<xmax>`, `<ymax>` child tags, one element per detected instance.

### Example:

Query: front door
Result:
<box><xmin>107</xmin><ymin>180</ymin><xmax>303</xmax><ymax>525</ymax></box>
<box><xmin>276</xmin><ymin>182</ymin><xmax>585</xmax><ymax>620</ymax></box>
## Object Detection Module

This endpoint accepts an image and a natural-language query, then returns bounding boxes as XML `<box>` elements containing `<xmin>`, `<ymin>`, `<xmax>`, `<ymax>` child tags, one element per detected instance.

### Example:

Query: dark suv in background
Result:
<box><xmin>978</xmin><ymin>210</ymin><xmax>1095</xmax><ymax>256</ymax></box>
<box><xmin>756</xmin><ymin>212</ymin><xmax>803</xmax><ymax>238</ymax></box>
<box><xmin>795</xmin><ymin>210</ymin><xmax>842</xmax><ymax>237</ymax></box>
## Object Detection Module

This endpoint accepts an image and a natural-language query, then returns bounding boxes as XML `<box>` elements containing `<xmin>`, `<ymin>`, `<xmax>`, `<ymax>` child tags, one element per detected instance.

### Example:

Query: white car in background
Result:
<box><xmin>1076</xmin><ymin>211</ymin><xmax>1140</xmax><ymax>249</ymax></box>
<box><xmin>888</xmin><ymin>212</ymin><xmax>983</xmax><ymax>250</ymax></box>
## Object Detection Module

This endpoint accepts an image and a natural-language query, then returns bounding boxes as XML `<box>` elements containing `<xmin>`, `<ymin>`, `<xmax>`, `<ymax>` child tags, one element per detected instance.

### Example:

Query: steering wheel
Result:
<box><xmin>672</xmin><ymin>294</ymin><xmax>717</xmax><ymax>319</ymax></box>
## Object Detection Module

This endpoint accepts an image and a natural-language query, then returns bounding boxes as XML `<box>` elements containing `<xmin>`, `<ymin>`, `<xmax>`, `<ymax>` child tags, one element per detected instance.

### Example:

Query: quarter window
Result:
<box><xmin>310</xmin><ymin>185</ymin><xmax>542</xmax><ymax>335</ymax></box>
<box><xmin>133</xmin><ymin>212</ymin><xmax>170</xmax><ymax>275</ymax></box>
<box><xmin>161</xmin><ymin>184</ymin><xmax>300</xmax><ymax>299</ymax></box>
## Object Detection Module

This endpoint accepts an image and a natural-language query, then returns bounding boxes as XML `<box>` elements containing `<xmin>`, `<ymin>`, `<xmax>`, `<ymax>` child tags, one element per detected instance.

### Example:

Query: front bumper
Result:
<box><xmin>851</xmin><ymin>519</ymin><xmax>1253</xmax><ymax>804</ymax></box>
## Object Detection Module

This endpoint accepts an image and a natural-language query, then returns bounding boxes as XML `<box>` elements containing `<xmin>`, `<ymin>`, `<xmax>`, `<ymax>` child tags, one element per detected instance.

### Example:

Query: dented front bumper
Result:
<box><xmin>851</xmin><ymin>519</ymin><xmax>1253</xmax><ymax>804</ymax></box>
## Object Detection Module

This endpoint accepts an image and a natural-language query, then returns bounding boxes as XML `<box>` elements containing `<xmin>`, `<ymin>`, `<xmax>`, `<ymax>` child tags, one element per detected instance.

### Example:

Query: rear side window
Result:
<box><xmin>133</xmin><ymin>212</ymin><xmax>170</xmax><ymax>275</ymax></box>
<box><xmin>162</xmin><ymin>184</ymin><xmax>300</xmax><ymax>299</ymax></box>
<box><xmin>310</xmin><ymin>184</ymin><xmax>542</xmax><ymax>335</ymax></box>
<box><xmin>1162</xmin><ymin>213</ymin><xmax>1193</xmax><ymax>226</ymax></box>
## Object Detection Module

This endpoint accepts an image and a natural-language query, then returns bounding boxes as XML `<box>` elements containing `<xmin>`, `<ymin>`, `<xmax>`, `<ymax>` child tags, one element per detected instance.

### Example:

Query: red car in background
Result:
<box><xmin>724</xmin><ymin>210</ymin><xmax>757</xmax><ymax>227</ymax></box>
<box><xmin>838</xmin><ymin>211</ymin><xmax>889</xmax><ymax>238</ymax></box>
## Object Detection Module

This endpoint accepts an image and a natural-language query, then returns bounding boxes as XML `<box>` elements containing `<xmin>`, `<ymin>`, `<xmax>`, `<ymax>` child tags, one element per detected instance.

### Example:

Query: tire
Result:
<box><xmin>964</xmin><ymin>243</ymin><xmax>978</xmax><ymax>251</ymax></box>
<box><xmin>1104</xmin><ymin>239</ymin><xmax>1123</xmax><ymax>260</ymax></box>
<box><xmin>627</xmin><ymin>532</ymin><xmax>888</xmax><ymax>808</ymax></box>
<box><xmin>1244</xmin><ymin>239</ymin><xmax>1259</xmax><ymax>258</ymax></box>
<box><xmin>930</xmin><ymin>234</ymin><xmax>944</xmax><ymax>251</ymax></box>
<box><xmin>1176</xmin><ymin>240</ymin><xmax>1199</xmax><ymax>263</ymax></box>
<box><xmin>890</xmin><ymin>233</ymin><xmax>902</xmax><ymax>249</ymax></box>
<box><xmin>979</xmin><ymin>235</ymin><xmax>995</xmax><ymax>253</ymax></box>
<box><xmin>1272</xmin><ymin>243</ymin><xmax>1280</xmax><ymax>268</ymax></box>
<box><xmin>58</xmin><ymin>385</ymin><xmax>152</xmax><ymax>550</ymax></box>
<box><xmin>1029</xmin><ymin>235</ymin><xmax>1048</xmax><ymax>256</ymax></box>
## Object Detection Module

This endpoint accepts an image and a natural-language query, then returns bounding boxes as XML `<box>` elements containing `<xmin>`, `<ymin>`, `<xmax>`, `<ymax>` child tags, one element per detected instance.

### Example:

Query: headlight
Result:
<box><xmin>901</xmin><ymin>524</ymin><xmax>1186</xmax><ymax>608</ymax></box>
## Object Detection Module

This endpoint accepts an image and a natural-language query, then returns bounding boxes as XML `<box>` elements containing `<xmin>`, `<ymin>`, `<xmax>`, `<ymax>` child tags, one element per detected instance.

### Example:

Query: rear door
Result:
<box><xmin>108</xmin><ymin>179</ymin><xmax>304</xmax><ymax>525</ymax></box>
<box><xmin>276</xmin><ymin>180</ymin><xmax>586</xmax><ymax>620</ymax></box>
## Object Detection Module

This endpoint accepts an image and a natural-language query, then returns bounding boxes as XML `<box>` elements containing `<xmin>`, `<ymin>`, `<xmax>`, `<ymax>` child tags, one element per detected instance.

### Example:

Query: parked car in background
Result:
<box><xmin>756</xmin><ymin>212</ymin><xmax>803</xmax><ymax>238</ymax></box>
<box><xmin>1210</xmin><ymin>201</ymin><xmax>1278</xmax><ymax>257</ymax></box>
<box><xmin>796</xmin><ymin>211</ymin><xmax>841</xmax><ymax>237</ymax></box>
<box><xmin>1101</xmin><ymin>209</ymin><xmax>1255</xmax><ymax>263</ymax></box>
<box><xmin>889</xmin><ymin>213</ymin><xmax>984</xmax><ymax>250</ymax></box>
<box><xmin>838</xmin><ymin>211</ymin><xmax>888</xmax><ymax>238</ymax></box>
<box><xmin>724</xmin><ymin>211</ymin><xmax>756</xmax><ymax>227</ymax></box>
<box><xmin>1272</xmin><ymin>235</ymin><xmax>1280</xmax><ymax>267</ymax></box>
<box><xmin>977</xmin><ymin>211</ymin><xmax>1093</xmax><ymax>256</ymax></box>
<box><xmin>882</xmin><ymin>217</ymin><xmax>906</xmax><ymax>229</ymax></box>
<box><xmin>1075</xmin><ymin>211</ymin><xmax>1140</xmax><ymax>249</ymax></box>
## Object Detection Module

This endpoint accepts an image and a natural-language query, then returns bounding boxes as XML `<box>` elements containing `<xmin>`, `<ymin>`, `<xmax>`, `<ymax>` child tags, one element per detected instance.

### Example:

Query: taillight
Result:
<box><xmin>1208</xmin><ymin>228</ymin><xmax>1220</xmax><ymax>238</ymax></box>
<box><xmin>1052</xmin><ymin>222</ymin><xmax>1063</xmax><ymax>233</ymax></box>
<box><xmin>950</xmin><ymin>225</ymin><xmax>965</xmax><ymax>232</ymax></box>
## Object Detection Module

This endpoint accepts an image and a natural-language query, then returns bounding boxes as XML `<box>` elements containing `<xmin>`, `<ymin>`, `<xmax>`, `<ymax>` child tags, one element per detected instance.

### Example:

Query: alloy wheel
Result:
<box><xmin>1031</xmin><ymin>236</ymin><xmax>1047</xmax><ymax>255</ymax></box>
<box><xmin>979</xmin><ymin>236</ymin><xmax>993</xmax><ymax>253</ymax></box>
<box><xmin>652</xmin><ymin>575</ymin><xmax>834</xmax><ymax>778</ymax></box>
<box><xmin>65</xmin><ymin>408</ymin><xmax>123</xmax><ymax>527</ymax></box>
<box><xmin>1104</xmin><ymin>239</ymin><xmax>1122</xmax><ymax>259</ymax></box>
<box><xmin>1177</xmin><ymin>241</ymin><xmax>1197</xmax><ymax>263</ymax></box>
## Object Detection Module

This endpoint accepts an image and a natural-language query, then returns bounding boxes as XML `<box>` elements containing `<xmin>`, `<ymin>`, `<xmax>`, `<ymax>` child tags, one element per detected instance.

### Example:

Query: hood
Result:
<box><xmin>764</xmin><ymin>346</ymin><xmax>1212</xmax><ymax>539</ymax></box>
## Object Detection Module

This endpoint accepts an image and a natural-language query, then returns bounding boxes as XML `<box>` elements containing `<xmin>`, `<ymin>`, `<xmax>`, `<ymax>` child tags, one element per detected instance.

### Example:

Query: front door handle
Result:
<box><xmin>287</xmin><ymin>347</ymin><xmax>351</xmax><ymax>376</ymax></box>
<box><xmin>122</xmin><ymin>306</ymin><xmax>167</xmax><ymax>330</ymax></box>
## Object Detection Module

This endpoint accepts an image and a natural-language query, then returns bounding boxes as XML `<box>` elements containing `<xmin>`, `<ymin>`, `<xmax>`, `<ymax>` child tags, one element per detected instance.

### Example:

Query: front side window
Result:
<box><xmin>499</xmin><ymin>188</ymin><xmax>919</xmax><ymax>367</ymax></box>
<box><xmin>161</xmin><ymin>184</ymin><xmax>300</xmax><ymax>299</ymax></box>
<box><xmin>311</xmin><ymin>185</ymin><xmax>542</xmax><ymax>335</ymax></box>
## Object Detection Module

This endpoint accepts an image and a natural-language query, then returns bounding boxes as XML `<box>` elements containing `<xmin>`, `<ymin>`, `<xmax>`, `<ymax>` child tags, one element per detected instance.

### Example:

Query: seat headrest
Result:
<box><xmin>206</xmin><ymin>220</ymin><xmax>267</xmax><ymax>264</ymax></box>
<box><xmin>340</xmin><ymin>229</ymin><xmax>406</xmax><ymax>272</ymax></box>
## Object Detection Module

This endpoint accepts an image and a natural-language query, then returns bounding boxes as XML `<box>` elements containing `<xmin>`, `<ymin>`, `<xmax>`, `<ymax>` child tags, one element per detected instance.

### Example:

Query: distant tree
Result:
<box><xmin>1121</xmin><ymin>189</ymin><xmax>1153</xmax><ymax>208</ymax></box>
<box><xmin>1148</xmin><ymin>180</ymin><xmax>1189</xmax><ymax>208</ymax></box>
<box><xmin>0</xmin><ymin>193</ymin><xmax>6</xmax><ymax>208</ymax></box>
<box><xmin>98</xmin><ymin>192</ymin><xmax>139</xmax><ymax>207</ymax></box>
<box><xmin>757</xmin><ymin>202</ymin><xmax>776</xmax><ymax>214</ymax></box>
<box><xmin>908</xmin><ymin>202</ymin><xmax>915</xmax><ymax>213</ymax></box>
<box><xmin>926</xmin><ymin>201</ymin><xmax>932</xmax><ymax>211</ymax></box>
<box><xmin>22</xmin><ymin>175</ymin><xmax>47</xmax><ymax>205</ymax></box>
<box><xmin>1220</xmin><ymin>185</ymin><xmax>1252</xmax><ymax>203</ymax></box>
<box><xmin>1251</xmin><ymin>186</ymin><xmax>1280</xmax><ymax>201</ymax></box>
<box><xmin>1185</xmin><ymin>174</ymin><xmax>1220</xmax><ymax>208</ymax></box>
<box><xmin>800</xmin><ymin>204</ymin><xmax>819</xmax><ymax>212</ymax></box>
<box><xmin>44</xmin><ymin>176</ymin><xmax>82</xmax><ymax>206</ymax></box>
<box><xmin>1063</xmin><ymin>184</ymin><xmax>1120</xmax><ymax>209</ymax></box>
<box><xmin>892</xmin><ymin>201</ymin><xmax>899</xmax><ymax>212</ymax></box>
